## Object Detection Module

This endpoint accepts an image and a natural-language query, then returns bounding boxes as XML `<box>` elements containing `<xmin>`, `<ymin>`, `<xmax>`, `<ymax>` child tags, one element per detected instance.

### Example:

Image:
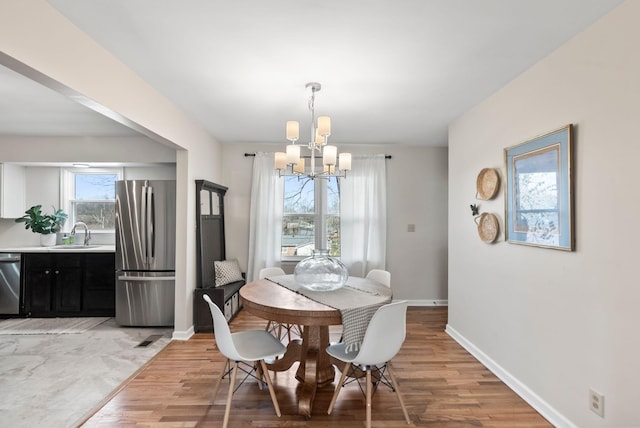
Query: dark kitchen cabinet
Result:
<box><xmin>82</xmin><ymin>253</ymin><xmax>116</xmax><ymax>315</ymax></box>
<box><xmin>55</xmin><ymin>259</ymin><xmax>83</xmax><ymax>312</ymax></box>
<box><xmin>26</xmin><ymin>263</ymin><xmax>53</xmax><ymax>313</ymax></box>
<box><xmin>23</xmin><ymin>252</ymin><xmax>115</xmax><ymax>317</ymax></box>
<box><xmin>24</xmin><ymin>253</ymin><xmax>82</xmax><ymax>315</ymax></box>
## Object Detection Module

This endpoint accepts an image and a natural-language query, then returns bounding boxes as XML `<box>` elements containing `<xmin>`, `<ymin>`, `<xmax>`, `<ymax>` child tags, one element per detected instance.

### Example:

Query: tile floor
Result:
<box><xmin>0</xmin><ymin>318</ymin><xmax>172</xmax><ymax>428</ymax></box>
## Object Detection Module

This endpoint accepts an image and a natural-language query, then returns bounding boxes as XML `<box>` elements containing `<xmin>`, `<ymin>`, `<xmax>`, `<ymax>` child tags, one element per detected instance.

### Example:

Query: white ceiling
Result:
<box><xmin>1</xmin><ymin>1</ymin><xmax>624</xmax><ymax>146</ymax></box>
<box><xmin>0</xmin><ymin>63</ymin><xmax>139</xmax><ymax>137</ymax></box>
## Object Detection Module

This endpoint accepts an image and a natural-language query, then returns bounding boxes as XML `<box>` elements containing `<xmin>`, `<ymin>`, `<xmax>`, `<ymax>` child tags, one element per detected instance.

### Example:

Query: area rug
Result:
<box><xmin>0</xmin><ymin>318</ymin><xmax>172</xmax><ymax>428</ymax></box>
<box><xmin>0</xmin><ymin>317</ymin><xmax>109</xmax><ymax>334</ymax></box>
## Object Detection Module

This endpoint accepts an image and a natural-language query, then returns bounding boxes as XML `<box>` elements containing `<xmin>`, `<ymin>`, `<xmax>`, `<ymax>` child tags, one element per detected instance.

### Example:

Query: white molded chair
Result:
<box><xmin>258</xmin><ymin>267</ymin><xmax>302</xmax><ymax>341</ymax></box>
<box><xmin>259</xmin><ymin>266</ymin><xmax>286</xmax><ymax>279</ymax></box>
<box><xmin>327</xmin><ymin>300</ymin><xmax>410</xmax><ymax>428</ymax></box>
<box><xmin>203</xmin><ymin>294</ymin><xmax>286</xmax><ymax>428</ymax></box>
<box><xmin>365</xmin><ymin>269</ymin><xmax>391</xmax><ymax>287</ymax></box>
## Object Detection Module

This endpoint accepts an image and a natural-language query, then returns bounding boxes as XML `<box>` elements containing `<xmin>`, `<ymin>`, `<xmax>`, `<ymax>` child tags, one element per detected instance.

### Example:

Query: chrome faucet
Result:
<box><xmin>70</xmin><ymin>222</ymin><xmax>92</xmax><ymax>246</ymax></box>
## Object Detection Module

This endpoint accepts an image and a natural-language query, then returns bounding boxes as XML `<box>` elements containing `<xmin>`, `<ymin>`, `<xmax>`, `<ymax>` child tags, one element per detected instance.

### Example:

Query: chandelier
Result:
<box><xmin>275</xmin><ymin>82</ymin><xmax>351</xmax><ymax>179</ymax></box>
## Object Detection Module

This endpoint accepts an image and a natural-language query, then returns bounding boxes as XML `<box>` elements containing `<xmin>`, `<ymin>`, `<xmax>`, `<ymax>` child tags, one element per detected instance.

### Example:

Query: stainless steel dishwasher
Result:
<box><xmin>0</xmin><ymin>253</ymin><xmax>22</xmax><ymax>315</ymax></box>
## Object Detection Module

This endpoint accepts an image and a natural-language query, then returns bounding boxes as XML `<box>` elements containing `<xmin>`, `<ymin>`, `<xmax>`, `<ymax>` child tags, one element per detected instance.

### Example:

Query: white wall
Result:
<box><xmin>0</xmin><ymin>165</ymin><xmax>176</xmax><ymax>247</ymax></box>
<box><xmin>1</xmin><ymin>1</ymin><xmax>222</xmax><ymax>338</ymax></box>
<box><xmin>220</xmin><ymin>142</ymin><xmax>448</xmax><ymax>303</ymax></box>
<box><xmin>0</xmin><ymin>134</ymin><xmax>176</xmax><ymax>246</ymax></box>
<box><xmin>123</xmin><ymin>166</ymin><xmax>176</xmax><ymax>181</ymax></box>
<box><xmin>0</xmin><ymin>136</ymin><xmax>176</xmax><ymax>163</ymax></box>
<box><xmin>448</xmin><ymin>2</ymin><xmax>638</xmax><ymax>427</ymax></box>
<box><xmin>0</xmin><ymin>167</ymin><xmax>60</xmax><ymax>247</ymax></box>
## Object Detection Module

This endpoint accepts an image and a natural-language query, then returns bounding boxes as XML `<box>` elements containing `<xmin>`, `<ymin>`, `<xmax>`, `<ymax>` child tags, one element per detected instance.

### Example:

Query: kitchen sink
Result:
<box><xmin>52</xmin><ymin>244</ymin><xmax>102</xmax><ymax>250</ymax></box>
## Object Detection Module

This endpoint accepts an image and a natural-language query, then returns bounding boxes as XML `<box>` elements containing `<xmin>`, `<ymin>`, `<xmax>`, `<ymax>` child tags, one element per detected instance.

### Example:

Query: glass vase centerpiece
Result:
<box><xmin>294</xmin><ymin>249</ymin><xmax>348</xmax><ymax>292</ymax></box>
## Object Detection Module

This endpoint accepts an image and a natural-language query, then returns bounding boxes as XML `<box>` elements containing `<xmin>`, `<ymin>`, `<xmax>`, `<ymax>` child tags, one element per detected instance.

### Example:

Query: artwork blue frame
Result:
<box><xmin>504</xmin><ymin>124</ymin><xmax>574</xmax><ymax>251</ymax></box>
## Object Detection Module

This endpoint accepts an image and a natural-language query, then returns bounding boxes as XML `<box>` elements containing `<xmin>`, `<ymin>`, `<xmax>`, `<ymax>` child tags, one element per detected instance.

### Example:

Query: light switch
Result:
<box><xmin>407</xmin><ymin>224</ymin><xmax>415</xmax><ymax>232</ymax></box>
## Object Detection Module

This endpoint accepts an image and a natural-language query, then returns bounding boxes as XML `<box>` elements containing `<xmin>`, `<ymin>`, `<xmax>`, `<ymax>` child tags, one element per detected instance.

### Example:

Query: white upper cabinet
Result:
<box><xmin>0</xmin><ymin>163</ymin><xmax>26</xmax><ymax>219</ymax></box>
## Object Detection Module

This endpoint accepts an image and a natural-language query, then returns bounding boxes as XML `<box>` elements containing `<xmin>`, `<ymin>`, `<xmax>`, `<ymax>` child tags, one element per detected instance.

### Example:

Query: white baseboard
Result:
<box><xmin>171</xmin><ymin>326</ymin><xmax>194</xmax><ymax>341</ymax></box>
<box><xmin>403</xmin><ymin>299</ymin><xmax>448</xmax><ymax>306</ymax></box>
<box><xmin>445</xmin><ymin>324</ymin><xmax>575</xmax><ymax>428</ymax></box>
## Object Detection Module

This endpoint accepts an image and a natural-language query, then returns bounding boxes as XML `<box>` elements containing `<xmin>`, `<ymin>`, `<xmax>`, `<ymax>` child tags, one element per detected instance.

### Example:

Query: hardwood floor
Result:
<box><xmin>79</xmin><ymin>307</ymin><xmax>552</xmax><ymax>427</ymax></box>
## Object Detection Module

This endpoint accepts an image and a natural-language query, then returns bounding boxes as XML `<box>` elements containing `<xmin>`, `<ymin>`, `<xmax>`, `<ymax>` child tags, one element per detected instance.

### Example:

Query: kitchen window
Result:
<box><xmin>282</xmin><ymin>175</ymin><xmax>340</xmax><ymax>258</ymax></box>
<box><xmin>61</xmin><ymin>168</ymin><xmax>122</xmax><ymax>231</ymax></box>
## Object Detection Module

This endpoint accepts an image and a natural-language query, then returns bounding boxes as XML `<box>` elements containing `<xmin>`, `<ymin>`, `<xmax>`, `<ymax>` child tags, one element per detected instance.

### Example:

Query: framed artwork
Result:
<box><xmin>504</xmin><ymin>124</ymin><xmax>574</xmax><ymax>251</ymax></box>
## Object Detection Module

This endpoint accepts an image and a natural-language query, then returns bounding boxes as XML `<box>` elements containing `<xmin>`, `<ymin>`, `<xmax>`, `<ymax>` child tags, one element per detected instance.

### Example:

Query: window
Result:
<box><xmin>62</xmin><ymin>168</ymin><xmax>122</xmax><ymax>231</ymax></box>
<box><xmin>282</xmin><ymin>175</ymin><xmax>340</xmax><ymax>258</ymax></box>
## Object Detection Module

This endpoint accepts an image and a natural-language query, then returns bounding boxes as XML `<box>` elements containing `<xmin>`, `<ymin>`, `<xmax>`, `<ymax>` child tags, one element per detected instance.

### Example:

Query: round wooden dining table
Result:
<box><xmin>239</xmin><ymin>277</ymin><xmax>392</xmax><ymax>418</ymax></box>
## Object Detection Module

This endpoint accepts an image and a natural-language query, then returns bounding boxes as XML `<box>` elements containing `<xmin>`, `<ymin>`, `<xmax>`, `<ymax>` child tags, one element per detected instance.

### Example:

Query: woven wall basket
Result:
<box><xmin>475</xmin><ymin>213</ymin><xmax>499</xmax><ymax>243</ymax></box>
<box><xmin>476</xmin><ymin>168</ymin><xmax>500</xmax><ymax>200</ymax></box>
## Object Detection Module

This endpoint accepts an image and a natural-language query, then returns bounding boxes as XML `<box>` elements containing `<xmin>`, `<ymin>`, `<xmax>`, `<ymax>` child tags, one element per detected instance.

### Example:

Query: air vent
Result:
<box><xmin>136</xmin><ymin>334</ymin><xmax>163</xmax><ymax>347</ymax></box>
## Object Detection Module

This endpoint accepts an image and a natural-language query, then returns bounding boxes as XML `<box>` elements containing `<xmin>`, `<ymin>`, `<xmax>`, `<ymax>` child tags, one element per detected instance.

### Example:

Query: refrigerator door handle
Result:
<box><xmin>148</xmin><ymin>185</ymin><xmax>156</xmax><ymax>265</ymax></box>
<box><xmin>141</xmin><ymin>183</ymin><xmax>154</xmax><ymax>268</ymax></box>
<box><xmin>145</xmin><ymin>185</ymin><xmax>154</xmax><ymax>266</ymax></box>
<box><xmin>118</xmin><ymin>275</ymin><xmax>175</xmax><ymax>281</ymax></box>
<box><xmin>140</xmin><ymin>184</ymin><xmax>147</xmax><ymax>268</ymax></box>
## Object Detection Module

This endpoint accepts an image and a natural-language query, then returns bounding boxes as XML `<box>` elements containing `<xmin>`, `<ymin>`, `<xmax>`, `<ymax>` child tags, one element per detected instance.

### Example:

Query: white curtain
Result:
<box><xmin>247</xmin><ymin>152</ymin><xmax>283</xmax><ymax>282</ymax></box>
<box><xmin>339</xmin><ymin>154</ymin><xmax>387</xmax><ymax>277</ymax></box>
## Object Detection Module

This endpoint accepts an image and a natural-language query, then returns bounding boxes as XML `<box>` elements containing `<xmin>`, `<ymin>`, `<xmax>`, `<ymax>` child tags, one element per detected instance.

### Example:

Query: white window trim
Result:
<box><xmin>60</xmin><ymin>167</ymin><xmax>123</xmax><ymax>233</ymax></box>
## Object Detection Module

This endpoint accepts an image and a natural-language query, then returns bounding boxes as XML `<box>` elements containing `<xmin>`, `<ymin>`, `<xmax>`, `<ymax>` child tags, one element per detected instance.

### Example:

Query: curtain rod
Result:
<box><xmin>244</xmin><ymin>152</ymin><xmax>392</xmax><ymax>159</ymax></box>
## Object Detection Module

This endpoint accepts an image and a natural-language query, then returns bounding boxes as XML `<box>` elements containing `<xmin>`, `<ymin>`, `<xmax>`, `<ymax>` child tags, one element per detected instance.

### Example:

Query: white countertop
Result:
<box><xmin>0</xmin><ymin>245</ymin><xmax>115</xmax><ymax>253</ymax></box>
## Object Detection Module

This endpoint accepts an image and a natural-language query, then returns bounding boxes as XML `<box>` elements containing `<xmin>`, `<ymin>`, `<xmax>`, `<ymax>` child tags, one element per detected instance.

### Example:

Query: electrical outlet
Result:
<box><xmin>589</xmin><ymin>388</ymin><xmax>604</xmax><ymax>418</ymax></box>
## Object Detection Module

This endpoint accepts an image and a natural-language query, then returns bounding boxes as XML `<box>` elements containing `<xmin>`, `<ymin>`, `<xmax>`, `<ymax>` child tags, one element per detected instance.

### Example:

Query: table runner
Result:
<box><xmin>266</xmin><ymin>275</ymin><xmax>391</xmax><ymax>353</ymax></box>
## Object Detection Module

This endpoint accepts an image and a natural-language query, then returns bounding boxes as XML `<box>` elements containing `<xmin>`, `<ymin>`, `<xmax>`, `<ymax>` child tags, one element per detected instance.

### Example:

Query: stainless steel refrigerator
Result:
<box><xmin>115</xmin><ymin>180</ymin><xmax>176</xmax><ymax>326</ymax></box>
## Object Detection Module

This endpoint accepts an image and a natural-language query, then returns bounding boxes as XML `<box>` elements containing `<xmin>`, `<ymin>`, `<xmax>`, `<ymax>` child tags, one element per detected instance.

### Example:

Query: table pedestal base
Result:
<box><xmin>264</xmin><ymin>325</ymin><xmax>335</xmax><ymax>417</ymax></box>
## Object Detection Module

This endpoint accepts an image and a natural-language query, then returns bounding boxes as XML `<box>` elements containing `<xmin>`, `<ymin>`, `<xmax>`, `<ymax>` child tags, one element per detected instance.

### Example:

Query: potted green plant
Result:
<box><xmin>15</xmin><ymin>205</ymin><xmax>68</xmax><ymax>246</ymax></box>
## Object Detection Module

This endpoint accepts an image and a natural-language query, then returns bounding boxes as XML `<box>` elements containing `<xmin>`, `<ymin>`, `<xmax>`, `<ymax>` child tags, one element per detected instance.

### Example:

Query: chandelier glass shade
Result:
<box><xmin>275</xmin><ymin>82</ymin><xmax>351</xmax><ymax>179</ymax></box>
